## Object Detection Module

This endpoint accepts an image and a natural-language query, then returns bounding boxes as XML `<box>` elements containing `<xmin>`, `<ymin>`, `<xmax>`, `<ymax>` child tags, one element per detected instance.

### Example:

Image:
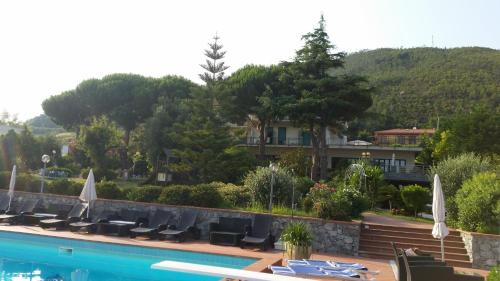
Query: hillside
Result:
<box><xmin>340</xmin><ymin>47</ymin><xmax>500</xmax><ymax>130</ymax></box>
<box><xmin>25</xmin><ymin>114</ymin><xmax>65</xmax><ymax>135</ymax></box>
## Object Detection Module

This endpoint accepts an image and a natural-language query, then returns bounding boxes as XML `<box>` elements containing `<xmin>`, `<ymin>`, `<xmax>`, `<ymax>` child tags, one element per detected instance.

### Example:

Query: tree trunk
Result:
<box><xmin>120</xmin><ymin>129</ymin><xmax>131</xmax><ymax>170</ymax></box>
<box><xmin>258</xmin><ymin>121</ymin><xmax>266</xmax><ymax>160</ymax></box>
<box><xmin>319</xmin><ymin>126</ymin><xmax>328</xmax><ymax>180</ymax></box>
<box><xmin>310</xmin><ymin>126</ymin><xmax>320</xmax><ymax>181</ymax></box>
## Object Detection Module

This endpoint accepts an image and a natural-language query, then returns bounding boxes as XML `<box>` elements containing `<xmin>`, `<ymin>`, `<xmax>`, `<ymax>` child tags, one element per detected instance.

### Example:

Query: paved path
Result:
<box><xmin>362</xmin><ymin>212</ymin><xmax>434</xmax><ymax>229</ymax></box>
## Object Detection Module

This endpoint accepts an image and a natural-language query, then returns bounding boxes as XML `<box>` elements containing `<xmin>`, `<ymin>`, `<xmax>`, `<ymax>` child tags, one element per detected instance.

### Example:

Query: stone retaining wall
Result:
<box><xmin>461</xmin><ymin>231</ymin><xmax>500</xmax><ymax>269</ymax></box>
<box><xmin>1</xmin><ymin>191</ymin><xmax>361</xmax><ymax>256</ymax></box>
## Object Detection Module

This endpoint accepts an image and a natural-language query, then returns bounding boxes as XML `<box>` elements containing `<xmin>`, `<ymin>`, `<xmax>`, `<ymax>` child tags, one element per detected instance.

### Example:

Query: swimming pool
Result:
<box><xmin>0</xmin><ymin>231</ymin><xmax>256</xmax><ymax>281</ymax></box>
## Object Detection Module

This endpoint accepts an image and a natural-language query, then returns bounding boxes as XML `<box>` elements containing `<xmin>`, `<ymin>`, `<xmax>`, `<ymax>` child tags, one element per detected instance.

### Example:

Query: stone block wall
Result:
<box><xmin>1</xmin><ymin>191</ymin><xmax>361</xmax><ymax>256</ymax></box>
<box><xmin>461</xmin><ymin>231</ymin><xmax>500</xmax><ymax>269</ymax></box>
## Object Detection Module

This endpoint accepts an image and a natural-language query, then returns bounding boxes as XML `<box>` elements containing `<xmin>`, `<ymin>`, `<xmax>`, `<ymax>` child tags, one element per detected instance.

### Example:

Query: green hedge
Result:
<box><xmin>126</xmin><ymin>186</ymin><xmax>163</xmax><ymax>202</ymax></box>
<box><xmin>0</xmin><ymin>171</ymin><xmax>39</xmax><ymax>192</ymax></box>
<box><xmin>158</xmin><ymin>183</ymin><xmax>224</xmax><ymax>208</ymax></box>
<box><xmin>96</xmin><ymin>181</ymin><xmax>125</xmax><ymax>200</ymax></box>
<box><xmin>46</xmin><ymin>179</ymin><xmax>82</xmax><ymax>196</ymax></box>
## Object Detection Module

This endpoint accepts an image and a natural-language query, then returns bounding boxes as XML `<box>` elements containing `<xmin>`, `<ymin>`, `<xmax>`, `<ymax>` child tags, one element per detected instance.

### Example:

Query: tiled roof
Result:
<box><xmin>375</xmin><ymin>128</ymin><xmax>436</xmax><ymax>135</ymax></box>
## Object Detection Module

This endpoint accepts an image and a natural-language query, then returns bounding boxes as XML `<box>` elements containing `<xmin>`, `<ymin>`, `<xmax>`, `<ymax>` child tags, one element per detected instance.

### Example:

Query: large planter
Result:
<box><xmin>285</xmin><ymin>242</ymin><xmax>312</xmax><ymax>260</ymax></box>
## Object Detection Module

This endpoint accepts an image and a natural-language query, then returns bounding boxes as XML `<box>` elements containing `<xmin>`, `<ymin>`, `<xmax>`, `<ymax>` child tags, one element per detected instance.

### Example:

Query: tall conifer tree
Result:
<box><xmin>199</xmin><ymin>34</ymin><xmax>230</xmax><ymax>85</ymax></box>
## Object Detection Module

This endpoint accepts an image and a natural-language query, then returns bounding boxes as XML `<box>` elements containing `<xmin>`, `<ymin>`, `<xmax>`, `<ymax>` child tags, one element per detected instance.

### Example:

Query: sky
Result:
<box><xmin>0</xmin><ymin>0</ymin><xmax>499</xmax><ymax>121</ymax></box>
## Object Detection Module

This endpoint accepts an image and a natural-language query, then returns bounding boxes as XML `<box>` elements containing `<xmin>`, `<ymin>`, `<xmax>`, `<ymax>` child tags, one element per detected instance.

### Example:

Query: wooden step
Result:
<box><xmin>361</xmin><ymin>223</ymin><xmax>461</xmax><ymax>236</ymax></box>
<box><xmin>357</xmin><ymin>250</ymin><xmax>472</xmax><ymax>268</ymax></box>
<box><xmin>360</xmin><ymin>234</ymin><xmax>465</xmax><ymax>247</ymax></box>
<box><xmin>359</xmin><ymin>239</ymin><xmax>467</xmax><ymax>254</ymax></box>
<box><xmin>358</xmin><ymin>245</ymin><xmax>470</xmax><ymax>261</ymax></box>
<box><xmin>361</xmin><ymin>228</ymin><xmax>463</xmax><ymax>241</ymax></box>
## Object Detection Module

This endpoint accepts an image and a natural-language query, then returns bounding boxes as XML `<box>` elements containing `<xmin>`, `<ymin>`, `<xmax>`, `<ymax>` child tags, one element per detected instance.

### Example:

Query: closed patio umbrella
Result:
<box><xmin>7</xmin><ymin>165</ymin><xmax>16</xmax><ymax>210</ymax></box>
<box><xmin>432</xmin><ymin>174</ymin><xmax>449</xmax><ymax>261</ymax></box>
<box><xmin>79</xmin><ymin>169</ymin><xmax>97</xmax><ymax>218</ymax></box>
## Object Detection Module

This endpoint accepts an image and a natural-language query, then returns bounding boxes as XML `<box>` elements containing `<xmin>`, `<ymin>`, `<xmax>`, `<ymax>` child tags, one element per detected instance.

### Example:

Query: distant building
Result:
<box><xmin>239</xmin><ymin>121</ymin><xmax>433</xmax><ymax>184</ymax></box>
<box><xmin>374</xmin><ymin>128</ymin><xmax>435</xmax><ymax>146</ymax></box>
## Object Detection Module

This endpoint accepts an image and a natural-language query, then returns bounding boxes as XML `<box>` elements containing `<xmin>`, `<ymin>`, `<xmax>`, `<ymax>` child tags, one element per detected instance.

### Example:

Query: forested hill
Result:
<box><xmin>340</xmin><ymin>47</ymin><xmax>500</xmax><ymax>129</ymax></box>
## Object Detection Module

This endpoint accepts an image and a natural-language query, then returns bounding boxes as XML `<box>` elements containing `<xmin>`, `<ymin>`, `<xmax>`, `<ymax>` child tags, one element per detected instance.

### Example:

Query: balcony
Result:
<box><xmin>245</xmin><ymin>137</ymin><xmax>312</xmax><ymax>146</ymax></box>
<box><xmin>380</xmin><ymin>164</ymin><xmax>430</xmax><ymax>183</ymax></box>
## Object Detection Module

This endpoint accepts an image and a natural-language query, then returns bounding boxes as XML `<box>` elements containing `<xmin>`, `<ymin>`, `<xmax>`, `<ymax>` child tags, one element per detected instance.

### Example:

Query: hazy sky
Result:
<box><xmin>1</xmin><ymin>0</ymin><xmax>499</xmax><ymax>121</ymax></box>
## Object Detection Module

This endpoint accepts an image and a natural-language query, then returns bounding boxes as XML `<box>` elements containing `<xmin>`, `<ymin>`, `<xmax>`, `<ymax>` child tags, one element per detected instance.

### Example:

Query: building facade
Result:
<box><xmin>241</xmin><ymin>121</ymin><xmax>435</xmax><ymax>184</ymax></box>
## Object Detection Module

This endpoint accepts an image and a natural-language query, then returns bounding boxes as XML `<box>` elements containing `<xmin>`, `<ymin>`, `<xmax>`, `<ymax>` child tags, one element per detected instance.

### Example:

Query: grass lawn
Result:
<box><xmin>367</xmin><ymin>209</ymin><xmax>434</xmax><ymax>224</ymax></box>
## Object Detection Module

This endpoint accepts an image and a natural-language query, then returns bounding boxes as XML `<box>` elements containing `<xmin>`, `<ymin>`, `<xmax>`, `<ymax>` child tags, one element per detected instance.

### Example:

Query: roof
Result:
<box><xmin>375</xmin><ymin>128</ymin><xmax>436</xmax><ymax>135</ymax></box>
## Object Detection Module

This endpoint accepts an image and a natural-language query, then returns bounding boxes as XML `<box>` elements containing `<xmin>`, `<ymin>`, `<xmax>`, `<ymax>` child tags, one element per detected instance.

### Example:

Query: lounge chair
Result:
<box><xmin>390</xmin><ymin>242</ymin><xmax>444</xmax><ymax>281</ymax></box>
<box><xmin>130</xmin><ymin>209</ymin><xmax>172</xmax><ymax>239</ymax></box>
<box><xmin>158</xmin><ymin>210</ymin><xmax>200</xmax><ymax>242</ymax></box>
<box><xmin>209</xmin><ymin>217</ymin><xmax>252</xmax><ymax>246</ymax></box>
<box><xmin>39</xmin><ymin>203</ymin><xmax>87</xmax><ymax>230</ymax></box>
<box><xmin>287</xmin><ymin>260</ymin><xmax>379</xmax><ymax>276</ymax></box>
<box><xmin>0</xmin><ymin>194</ymin><xmax>10</xmax><ymax>213</ymax></box>
<box><xmin>270</xmin><ymin>264</ymin><xmax>364</xmax><ymax>281</ymax></box>
<box><xmin>240</xmin><ymin>214</ymin><xmax>273</xmax><ymax>250</ymax></box>
<box><xmin>20</xmin><ymin>203</ymin><xmax>73</xmax><ymax>225</ymax></box>
<box><xmin>401</xmin><ymin>250</ymin><xmax>484</xmax><ymax>281</ymax></box>
<box><xmin>69</xmin><ymin>210</ymin><xmax>117</xmax><ymax>233</ymax></box>
<box><xmin>97</xmin><ymin>209</ymin><xmax>148</xmax><ymax>236</ymax></box>
<box><xmin>0</xmin><ymin>198</ymin><xmax>39</xmax><ymax>224</ymax></box>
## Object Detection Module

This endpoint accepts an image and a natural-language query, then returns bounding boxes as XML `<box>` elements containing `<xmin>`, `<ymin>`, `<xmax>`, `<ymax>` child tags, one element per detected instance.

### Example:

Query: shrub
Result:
<box><xmin>303</xmin><ymin>183</ymin><xmax>368</xmax><ymax>221</ymax></box>
<box><xmin>127</xmin><ymin>186</ymin><xmax>163</xmax><ymax>202</ymax></box>
<box><xmin>400</xmin><ymin>185</ymin><xmax>430</xmax><ymax>217</ymax></box>
<box><xmin>294</xmin><ymin>177</ymin><xmax>314</xmax><ymax>200</ymax></box>
<box><xmin>190</xmin><ymin>183</ymin><xmax>224</xmax><ymax>208</ymax></box>
<box><xmin>214</xmin><ymin>182</ymin><xmax>251</xmax><ymax>207</ymax></box>
<box><xmin>47</xmin><ymin>167</ymin><xmax>73</xmax><ymax>177</ymax></box>
<box><xmin>281</xmin><ymin>221</ymin><xmax>313</xmax><ymax>247</ymax></box>
<box><xmin>46</xmin><ymin>179</ymin><xmax>82</xmax><ymax>196</ymax></box>
<box><xmin>430</xmin><ymin>153</ymin><xmax>492</xmax><ymax>225</ymax></box>
<box><xmin>487</xmin><ymin>265</ymin><xmax>500</xmax><ymax>281</ymax></box>
<box><xmin>0</xmin><ymin>171</ymin><xmax>39</xmax><ymax>193</ymax></box>
<box><xmin>244</xmin><ymin>166</ymin><xmax>294</xmax><ymax>207</ymax></box>
<box><xmin>81</xmin><ymin>167</ymin><xmax>117</xmax><ymax>182</ymax></box>
<box><xmin>158</xmin><ymin>185</ymin><xmax>192</xmax><ymax>206</ymax></box>
<box><xmin>376</xmin><ymin>184</ymin><xmax>401</xmax><ymax>209</ymax></box>
<box><xmin>95</xmin><ymin>181</ymin><xmax>124</xmax><ymax>200</ymax></box>
<box><xmin>455</xmin><ymin>172</ymin><xmax>500</xmax><ymax>234</ymax></box>
<box><xmin>158</xmin><ymin>184</ymin><xmax>224</xmax><ymax>208</ymax></box>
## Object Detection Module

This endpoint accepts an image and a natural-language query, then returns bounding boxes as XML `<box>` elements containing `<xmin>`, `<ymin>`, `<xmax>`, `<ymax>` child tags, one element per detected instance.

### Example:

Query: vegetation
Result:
<box><xmin>455</xmin><ymin>172</ymin><xmax>499</xmax><ymax>234</ymax></box>
<box><xmin>281</xmin><ymin>221</ymin><xmax>313</xmax><ymax>247</ymax></box>
<box><xmin>340</xmin><ymin>47</ymin><xmax>500</xmax><ymax>135</ymax></box>
<box><xmin>400</xmin><ymin>185</ymin><xmax>430</xmax><ymax>217</ymax></box>
<box><xmin>429</xmin><ymin>153</ymin><xmax>492</xmax><ymax>226</ymax></box>
<box><xmin>487</xmin><ymin>265</ymin><xmax>500</xmax><ymax>281</ymax></box>
<box><xmin>244</xmin><ymin>165</ymin><xmax>295</xmax><ymax>208</ymax></box>
<box><xmin>287</xmin><ymin>16</ymin><xmax>373</xmax><ymax>180</ymax></box>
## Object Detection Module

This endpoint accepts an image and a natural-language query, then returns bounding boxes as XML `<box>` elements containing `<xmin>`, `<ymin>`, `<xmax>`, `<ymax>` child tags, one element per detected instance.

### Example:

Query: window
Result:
<box><xmin>397</xmin><ymin>135</ymin><xmax>406</xmax><ymax>145</ymax></box>
<box><xmin>408</xmin><ymin>136</ymin><xmax>417</xmax><ymax>145</ymax></box>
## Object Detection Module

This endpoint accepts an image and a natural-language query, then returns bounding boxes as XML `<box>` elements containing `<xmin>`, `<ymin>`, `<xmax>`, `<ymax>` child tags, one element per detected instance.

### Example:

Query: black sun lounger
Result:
<box><xmin>69</xmin><ymin>210</ymin><xmax>118</xmax><ymax>233</ymax></box>
<box><xmin>20</xmin><ymin>203</ymin><xmax>73</xmax><ymax>226</ymax></box>
<box><xmin>97</xmin><ymin>209</ymin><xmax>148</xmax><ymax>236</ymax></box>
<box><xmin>0</xmin><ymin>194</ymin><xmax>10</xmax><ymax>214</ymax></box>
<box><xmin>240</xmin><ymin>214</ymin><xmax>274</xmax><ymax>250</ymax></box>
<box><xmin>401</xmin><ymin>250</ymin><xmax>484</xmax><ymax>281</ymax></box>
<box><xmin>158</xmin><ymin>210</ymin><xmax>200</xmax><ymax>242</ymax></box>
<box><xmin>39</xmin><ymin>203</ymin><xmax>87</xmax><ymax>230</ymax></box>
<box><xmin>0</xmin><ymin>199</ymin><xmax>39</xmax><ymax>224</ymax></box>
<box><xmin>130</xmin><ymin>209</ymin><xmax>172</xmax><ymax>239</ymax></box>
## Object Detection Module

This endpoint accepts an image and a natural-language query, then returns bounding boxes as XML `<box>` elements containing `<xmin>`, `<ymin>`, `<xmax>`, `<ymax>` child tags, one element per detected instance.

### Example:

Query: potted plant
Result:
<box><xmin>281</xmin><ymin>221</ymin><xmax>313</xmax><ymax>260</ymax></box>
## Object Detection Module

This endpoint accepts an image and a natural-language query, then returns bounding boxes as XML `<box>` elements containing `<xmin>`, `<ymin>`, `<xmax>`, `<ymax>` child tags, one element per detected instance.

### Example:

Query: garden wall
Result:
<box><xmin>1</xmin><ymin>191</ymin><xmax>361</xmax><ymax>256</ymax></box>
<box><xmin>461</xmin><ymin>231</ymin><xmax>500</xmax><ymax>269</ymax></box>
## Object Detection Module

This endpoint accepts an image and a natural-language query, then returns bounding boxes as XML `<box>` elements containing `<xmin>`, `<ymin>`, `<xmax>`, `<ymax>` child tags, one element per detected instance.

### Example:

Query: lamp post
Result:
<box><xmin>40</xmin><ymin>154</ymin><xmax>50</xmax><ymax>193</ymax></box>
<box><xmin>291</xmin><ymin>168</ymin><xmax>295</xmax><ymax>218</ymax></box>
<box><xmin>52</xmin><ymin>149</ymin><xmax>57</xmax><ymax>167</ymax></box>
<box><xmin>269</xmin><ymin>162</ymin><xmax>278</xmax><ymax>213</ymax></box>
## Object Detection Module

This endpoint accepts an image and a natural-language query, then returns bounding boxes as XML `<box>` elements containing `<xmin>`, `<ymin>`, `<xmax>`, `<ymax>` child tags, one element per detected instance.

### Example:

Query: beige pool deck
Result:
<box><xmin>0</xmin><ymin>225</ymin><xmax>489</xmax><ymax>281</ymax></box>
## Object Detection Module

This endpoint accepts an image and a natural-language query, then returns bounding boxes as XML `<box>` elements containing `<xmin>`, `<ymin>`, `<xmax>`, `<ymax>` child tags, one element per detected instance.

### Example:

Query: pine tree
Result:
<box><xmin>199</xmin><ymin>34</ymin><xmax>230</xmax><ymax>85</ymax></box>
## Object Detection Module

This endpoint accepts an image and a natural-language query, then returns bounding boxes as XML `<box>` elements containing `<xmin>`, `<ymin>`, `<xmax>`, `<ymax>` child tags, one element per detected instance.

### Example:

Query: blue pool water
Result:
<box><xmin>0</xmin><ymin>231</ymin><xmax>256</xmax><ymax>281</ymax></box>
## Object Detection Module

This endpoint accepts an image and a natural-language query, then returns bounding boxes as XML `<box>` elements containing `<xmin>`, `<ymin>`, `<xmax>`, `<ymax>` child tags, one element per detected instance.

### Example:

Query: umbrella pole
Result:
<box><xmin>87</xmin><ymin>202</ymin><xmax>90</xmax><ymax>219</ymax></box>
<box><xmin>441</xmin><ymin>238</ymin><xmax>445</xmax><ymax>261</ymax></box>
<box><xmin>7</xmin><ymin>195</ymin><xmax>12</xmax><ymax>210</ymax></box>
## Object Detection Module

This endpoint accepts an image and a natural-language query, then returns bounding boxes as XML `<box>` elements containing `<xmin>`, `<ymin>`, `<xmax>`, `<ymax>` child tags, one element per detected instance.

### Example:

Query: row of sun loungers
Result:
<box><xmin>0</xmin><ymin>195</ymin><xmax>272</xmax><ymax>249</ymax></box>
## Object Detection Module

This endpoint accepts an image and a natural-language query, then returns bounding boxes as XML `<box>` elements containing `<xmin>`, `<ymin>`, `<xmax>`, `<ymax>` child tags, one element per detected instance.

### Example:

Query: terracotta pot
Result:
<box><xmin>285</xmin><ymin>242</ymin><xmax>312</xmax><ymax>260</ymax></box>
